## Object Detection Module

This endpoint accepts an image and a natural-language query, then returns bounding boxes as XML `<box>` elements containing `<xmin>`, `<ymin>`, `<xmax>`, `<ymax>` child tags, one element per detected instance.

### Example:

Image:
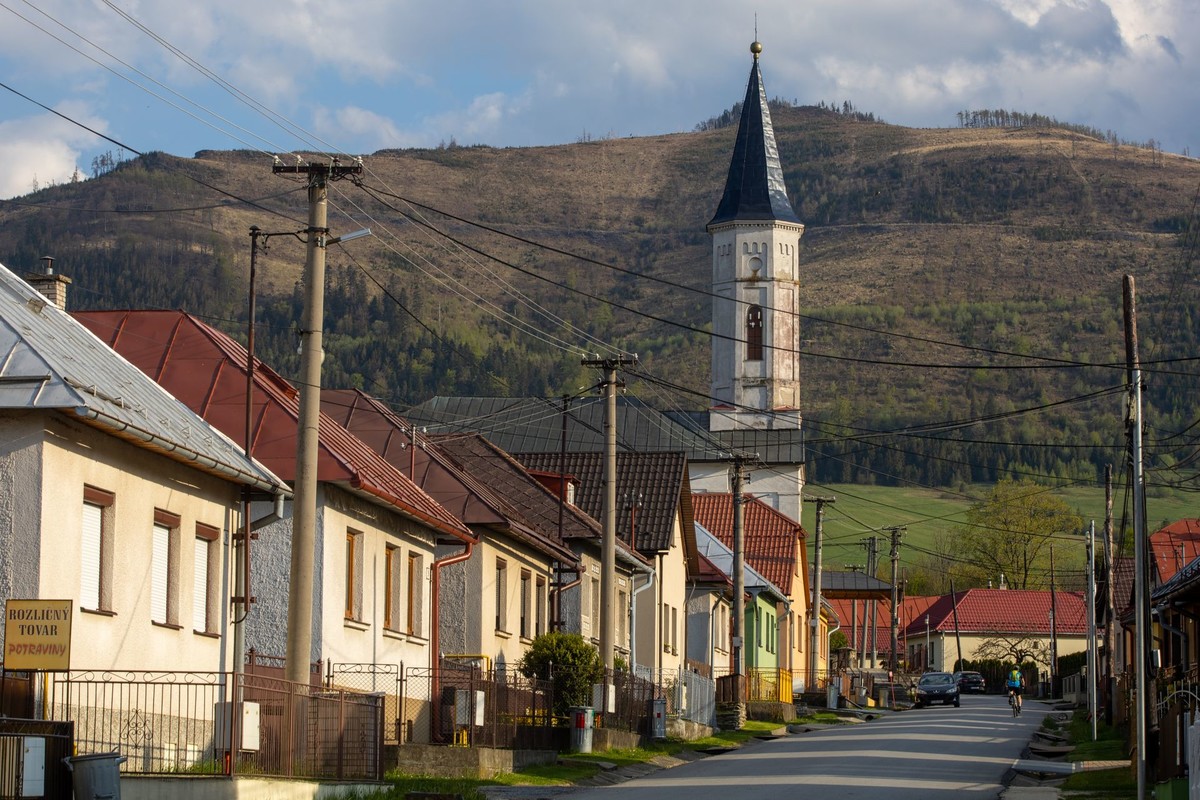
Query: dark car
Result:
<box><xmin>953</xmin><ymin>670</ymin><xmax>987</xmax><ymax>694</ymax></box>
<box><xmin>914</xmin><ymin>671</ymin><xmax>960</xmax><ymax>707</ymax></box>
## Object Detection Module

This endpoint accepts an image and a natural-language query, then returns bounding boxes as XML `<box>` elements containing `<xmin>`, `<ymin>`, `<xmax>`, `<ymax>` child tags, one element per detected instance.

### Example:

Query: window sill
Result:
<box><xmin>152</xmin><ymin>621</ymin><xmax>183</xmax><ymax>631</ymax></box>
<box><xmin>344</xmin><ymin>619</ymin><xmax>369</xmax><ymax>632</ymax></box>
<box><xmin>406</xmin><ymin>633</ymin><xmax>428</xmax><ymax>646</ymax></box>
<box><xmin>193</xmin><ymin>630</ymin><xmax>220</xmax><ymax>639</ymax></box>
<box><xmin>80</xmin><ymin>607</ymin><xmax>116</xmax><ymax>617</ymax></box>
<box><xmin>495</xmin><ymin>629</ymin><xmax>512</xmax><ymax>639</ymax></box>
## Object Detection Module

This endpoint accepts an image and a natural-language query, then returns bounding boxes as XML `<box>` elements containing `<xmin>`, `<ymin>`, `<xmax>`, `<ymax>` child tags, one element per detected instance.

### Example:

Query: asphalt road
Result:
<box><xmin>563</xmin><ymin>695</ymin><xmax>1048</xmax><ymax>800</ymax></box>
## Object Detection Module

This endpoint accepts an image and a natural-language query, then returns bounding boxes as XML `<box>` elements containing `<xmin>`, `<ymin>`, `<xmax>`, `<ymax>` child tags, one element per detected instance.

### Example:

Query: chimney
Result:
<box><xmin>25</xmin><ymin>256</ymin><xmax>71</xmax><ymax>310</ymax></box>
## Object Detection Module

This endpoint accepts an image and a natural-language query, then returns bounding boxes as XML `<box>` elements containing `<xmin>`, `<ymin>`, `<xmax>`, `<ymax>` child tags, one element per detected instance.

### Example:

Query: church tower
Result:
<box><xmin>707</xmin><ymin>41</ymin><xmax>804</xmax><ymax>434</ymax></box>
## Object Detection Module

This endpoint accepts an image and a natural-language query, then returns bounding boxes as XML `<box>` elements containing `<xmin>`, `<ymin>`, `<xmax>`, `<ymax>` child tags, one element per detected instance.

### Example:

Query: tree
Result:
<box><xmin>972</xmin><ymin>630</ymin><xmax>1050</xmax><ymax>668</ymax></box>
<box><xmin>956</xmin><ymin>478</ymin><xmax>1082</xmax><ymax>589</ymax></box>
<box><xmin>518</xmin><ymin>632</ymin><xmax>604</xmax><ymax>716</ymax></box>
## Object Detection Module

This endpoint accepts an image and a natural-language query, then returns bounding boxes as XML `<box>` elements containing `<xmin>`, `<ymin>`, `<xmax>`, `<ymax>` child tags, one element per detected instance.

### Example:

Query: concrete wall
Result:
<box><xmin>123</xmin><ymin>776</ymin><xmax>380</xmax><ymax>800</ymax></box>
<box><xmin>393</xmin><ymin>743</ymin><xmax>557</xmax><ymax>779</ymax></box>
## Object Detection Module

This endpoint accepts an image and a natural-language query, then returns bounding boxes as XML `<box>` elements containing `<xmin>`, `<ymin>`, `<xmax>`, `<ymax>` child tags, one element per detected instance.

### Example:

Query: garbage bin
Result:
<box><xmin>64</xmin><ymin>752</ymin><xmax>127</xmax><ymax>800</ymax></box>
<box><xmin>569</xmin><ymin>706</ymin><xmax>594</xmax><ymax>753</ymax></box>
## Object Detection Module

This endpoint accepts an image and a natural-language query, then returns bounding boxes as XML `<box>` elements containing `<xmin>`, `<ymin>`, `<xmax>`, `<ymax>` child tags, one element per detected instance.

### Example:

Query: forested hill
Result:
<box><xmin>1</xmin><ymin>104</ymin><xmax>1198</xmax><ymax>489</ymax></box>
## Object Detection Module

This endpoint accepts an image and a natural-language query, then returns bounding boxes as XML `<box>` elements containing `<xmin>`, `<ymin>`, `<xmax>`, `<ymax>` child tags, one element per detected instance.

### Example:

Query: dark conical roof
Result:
<box><xmin>708</xmin><ymin>47</ymin><xmax>801</xmax><ymax>227</ymax></box>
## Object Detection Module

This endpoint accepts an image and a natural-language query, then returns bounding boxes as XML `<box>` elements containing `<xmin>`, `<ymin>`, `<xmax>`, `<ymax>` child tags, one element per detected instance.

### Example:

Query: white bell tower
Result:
<box><xmin>708</xmin><ymin>41</ymin><xmax>804</xmax><ymax>434</ymax></box>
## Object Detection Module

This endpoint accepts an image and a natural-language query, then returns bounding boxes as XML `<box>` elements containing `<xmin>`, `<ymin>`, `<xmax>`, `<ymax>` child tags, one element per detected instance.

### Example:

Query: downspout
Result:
<box><xmin>631</xmin><ymin>570</ymin><xmax>655</xmax><ymax>672</ymax></box>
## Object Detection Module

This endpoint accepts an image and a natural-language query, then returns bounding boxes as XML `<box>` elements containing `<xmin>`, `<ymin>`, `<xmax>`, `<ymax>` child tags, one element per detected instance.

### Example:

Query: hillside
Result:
<box><xmin>1</xmin><ymin>105</ymin><xmax>1198</xmax><ymax>489</ymax></box>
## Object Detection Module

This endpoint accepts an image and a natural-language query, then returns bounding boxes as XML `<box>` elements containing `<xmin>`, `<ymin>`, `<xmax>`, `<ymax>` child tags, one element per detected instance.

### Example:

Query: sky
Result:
<box><xmin>0</xmin><ymin>0</ymin><xmax>1196</xmax><ymax>200</ymax></box>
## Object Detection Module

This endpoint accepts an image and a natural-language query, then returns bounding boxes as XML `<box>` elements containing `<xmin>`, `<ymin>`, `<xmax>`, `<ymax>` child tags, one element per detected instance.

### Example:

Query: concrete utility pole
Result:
<box><xmin>808</xmin><ymin>496</ymin><xmax>835</xmax><ymax>686</ymax></box>
<box><xmin>1087</xmin><ymin>520</ymin><xmax>1098</xmax><ymax>741</ymax></box>
<box><xmin>273</xmin><ymin>158</ymin><xmax>363</xmax><ymax>687</ymax></box>
<box><xmin>885</xmin><ymin>526</ymin><xmax>905</xmax><ymax>673</ymax></box>
<box><xmin>1103</xmin><ymin>464</ymin><xmax>1116</xmax><ymax>724</ymax></box>
<box><xmin>1123</xmin><ymin>275</ymin><xmax>1148</xmax><ymax>800</ymax></box>
<box><xmin>1050</xmin><ymin>545</ymin><xmax>1059</xmax><ymax>694</ymax></box>
<box><xmin>581</xmin><ymin>354</ymin><xmax>638</xmax><ymax>672</ymax></box>
<box><xmin>862</xmin><ymin>536</ymin><xmax>878</xmax><ymax>667</ymax></box>
<box><xmin>730</xmin><ymin>457</ymin><xmax>748</xmax><ymax>677</ymax></box>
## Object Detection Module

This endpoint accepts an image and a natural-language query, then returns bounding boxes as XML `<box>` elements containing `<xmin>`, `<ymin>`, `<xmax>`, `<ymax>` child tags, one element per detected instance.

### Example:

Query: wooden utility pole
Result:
<box><xmin>885</xmin><ymin>526</ymin><xmax>905</xmax><ymax>672</ymax></box>
<box><xmin>1124</xmin><ymin>275</ymin><xmax>1148</xmax><ymax>800</ymax></box>
<box><xmin>273</xmin><ymin>158</ymin><xmax>363</xmax><ymax>688</ymax></box>
<box><xmin>1050</xmin><ymin>545</ymin><xmax>1058</xmax><ymax>693</ymax></box>
<box><xmin>862</xmin><ymin>536</ymin><xmax>879</xmax><ymax>667</ymax></box>
<box><xmin>581</xmin><ymin>354</ymin><xmax>638</xmax><ymax>674</ymax></box>
<box><xmin>807</xmin><ymin>496</ymin><xmax>835</xmax><ymax>686</ymax></box>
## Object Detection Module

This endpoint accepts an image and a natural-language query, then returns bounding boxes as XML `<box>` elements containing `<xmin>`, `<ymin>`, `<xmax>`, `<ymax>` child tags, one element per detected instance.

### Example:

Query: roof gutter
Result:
<box><xmin>73</xmin><ymin>406</ymin><xmax>289</xmax><ymax>497</ymax></box>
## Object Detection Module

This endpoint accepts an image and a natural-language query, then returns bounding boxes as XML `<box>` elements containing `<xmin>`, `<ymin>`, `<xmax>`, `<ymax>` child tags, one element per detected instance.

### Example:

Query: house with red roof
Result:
<box><xmin>902</xmin><ymin>588</ymin><xmax>1088</xmax><ymax>674</ymax></box>
<box><xmin>1150</xmin><ymin>519</ymin><xmax>1200</xmax><ymax>584</ymax></box>
<box><xmin>75</xmin><ymin>310</ymin><xmax>476</xmax><ymax>744</ymax></box>
<box><xmin>691</xmin><ymin>493</ymin><xmax>824</xmax><ymax>690</ymax></box>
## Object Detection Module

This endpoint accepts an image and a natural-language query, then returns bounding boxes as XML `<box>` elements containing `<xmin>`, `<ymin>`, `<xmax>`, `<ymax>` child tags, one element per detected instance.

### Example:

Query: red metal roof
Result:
<box><xmin>903</xmin><ymin>588</ymin><xmax>1087</xmax><ymax>637</ymax></box>
<box><xmin>74</xmin><ymin>310</ymin><xmax>471</xmax><ymax>542</ymax></box>
<box><xmin>1150</xmin><ymin>519</ymin><xmax>1200</xmax><ymax>583</ymax></box>
<box><xmin>691</xmin><ymin>493</ymin><xmax>802</xmax><ymax>593</ymax></box>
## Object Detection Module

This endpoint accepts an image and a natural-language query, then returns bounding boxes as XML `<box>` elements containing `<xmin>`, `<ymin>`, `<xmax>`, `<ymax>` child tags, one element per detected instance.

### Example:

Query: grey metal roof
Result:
<box><xmin>0</xmin><ymin>262</ymin><xmax>287</xmax><ymax>495</ymax></box>
<box><xmin>821</xmin><ymin>569</ymin><xmax>893</xmax><ymax>598</ymax></box>
<box><xmin>707</xmin><ymin>46</ymin><xmax>802</xmax><ymax>228</ymax></box>
<box><xmin>407</xmin><ymin>396</ymin><xmax>735</xmax><ymax>461</ymax></box>
<box><xmin>665</xmin><ymin>411</ymin><xmax>805</xmax><ymax>464</ymax></box>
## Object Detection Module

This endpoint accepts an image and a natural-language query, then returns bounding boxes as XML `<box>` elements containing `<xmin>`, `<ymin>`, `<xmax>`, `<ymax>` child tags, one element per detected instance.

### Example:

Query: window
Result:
<box><xmin>193</xmin><ymin>523</ymin><xmax>219</xmax><ymax>633</ymax></box>
<box><xmin>495</xmin><ymin>558</ymin><xmax>508</xmax><ymax>632</ymax></box>
<box><xmin>590</xmin><ymin>577</ymin><xmax>600</xmax><ymax>642</ymax></box>
<box><xmin>671</xmin><ymin>606</ymin><xmax>678</xmax><ymax>654</ymax></box>
<box><xmin>746</xmin><ymin>305</ymin><xmax>764</xmax><ymax>361</ymax></box>
<box><xmin>384</xmin><ymin>545</ymin><xmax>401</xmax><ymax>631</ymax></box>
<box><xmin>406</xmin><ymin>552</ymin><xmax>423</xmax><ymax>636</ymax></box>
<box><xmin>81</xmin><ymin>487</ymin><xmax>114</xmax><ymax>612</ymax></box>
<box><xmin>536</xmin><ymin>577</ymin><xmax>546</xmax><ymax>637</ymax></box>
<box><xmin>151</xmin><ymin>510</ymin><xmax>180</xmax><ymax>626</ymax></box>
<box><xmin>617</xmin><ymin>589</ymin><xmax>628</xmax><ymax>649</ymax></box>
<box><xmin>345</xmin><ymin>529</ymin><xmax>363</xmax><ymax>621</ymax></box>
<box><xmin>519</xmin><ymin>571</ymin><xmax>531</xmax><ymax>639</ymax></box>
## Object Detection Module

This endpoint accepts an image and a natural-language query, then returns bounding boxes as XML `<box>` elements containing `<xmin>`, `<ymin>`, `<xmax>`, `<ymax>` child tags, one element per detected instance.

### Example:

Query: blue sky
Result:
<box><xmin>0</xmin><ymin>0</ymin><xmax>1196</xmax><ymax>199</ymax></box>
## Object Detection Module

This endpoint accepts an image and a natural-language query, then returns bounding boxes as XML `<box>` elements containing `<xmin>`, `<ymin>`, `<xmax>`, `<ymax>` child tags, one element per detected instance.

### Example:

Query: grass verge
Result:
<box><xmin>1055</xmin><ymin>710</ymin><xmax>1135</xmax><ymax>798</ymax></box>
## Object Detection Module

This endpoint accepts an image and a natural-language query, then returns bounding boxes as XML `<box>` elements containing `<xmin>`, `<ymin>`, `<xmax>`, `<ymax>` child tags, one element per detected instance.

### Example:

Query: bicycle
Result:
<box><xmin>1008</xmin><ymin>690</ymin><xmax>1021</xmax><ymax>717</ymax></box>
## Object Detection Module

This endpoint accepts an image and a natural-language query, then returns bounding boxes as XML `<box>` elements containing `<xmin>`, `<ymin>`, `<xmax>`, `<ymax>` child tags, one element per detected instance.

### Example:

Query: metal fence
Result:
<box><xmin>400</xmin><ymin>664</ymin><xmax>557</xmax><ymax>749</ymax></box>
<box><xmin>602</xmin><ymin>668</ymin><xmax>662</xmax><ymax>734</ymax></box>
<box><xmin>327</xmin><ymin>662</ymin><xmax>402</xmax><ymax>744</ymax></box>
<box><xmin>0</xmin><ymin>718</ymin><xmax>73</xmax><ymax>800</ymax></box>
<box><xmin>651</xmin><ymin>668</ymin><xmax>715</xmax><ymax>727</ymax></box>
<box><xmin>46</xmin><ymin>670</ymin><xmax>383</xmax><ymax>781</ymax></box>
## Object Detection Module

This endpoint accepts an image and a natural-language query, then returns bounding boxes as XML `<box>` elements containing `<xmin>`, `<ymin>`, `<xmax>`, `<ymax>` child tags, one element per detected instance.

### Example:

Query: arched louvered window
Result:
<box><xmin>746</xmin><ymin>305</ymin><xmax>764</xmax><ymax>361</ymax></box>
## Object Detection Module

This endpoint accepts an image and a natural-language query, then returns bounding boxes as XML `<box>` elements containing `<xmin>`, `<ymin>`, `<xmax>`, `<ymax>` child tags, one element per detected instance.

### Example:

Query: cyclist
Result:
<box><xmin>1005</xmin><ymin>666</ymin><xmax>1024</xmax><ymax>714</ymax></box>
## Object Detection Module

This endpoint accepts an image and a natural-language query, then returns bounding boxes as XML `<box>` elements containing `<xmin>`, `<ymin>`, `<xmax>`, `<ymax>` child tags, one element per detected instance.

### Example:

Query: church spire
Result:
<box><xmin>708</xmin><ymin>41</ymin><xmax>800</xmax><ymax>228</ymax></box>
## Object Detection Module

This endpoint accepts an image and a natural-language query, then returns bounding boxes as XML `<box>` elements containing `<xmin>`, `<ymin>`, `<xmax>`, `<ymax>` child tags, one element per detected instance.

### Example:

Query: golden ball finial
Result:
<box><xmin>751</xmin><ymin>41</ymin><xmax>763</xmax><ymax>58</ymax></box>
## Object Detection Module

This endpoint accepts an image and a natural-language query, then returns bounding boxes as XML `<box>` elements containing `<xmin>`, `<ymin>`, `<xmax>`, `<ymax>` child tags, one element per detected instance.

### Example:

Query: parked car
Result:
<box><xmin>953</xmin><ymin>671</ymin><xmax>987</xmax><ymax>694</ymax></box>
<box><xmin>914</xmin><ymin>671</ymin><xmax>961</xmax><ymax>707</ymax></box>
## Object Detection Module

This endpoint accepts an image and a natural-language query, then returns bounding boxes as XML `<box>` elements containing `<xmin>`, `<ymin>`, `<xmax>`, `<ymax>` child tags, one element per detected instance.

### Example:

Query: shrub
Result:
<box><xmin>518</xmin><ymin>632</ymin><xmax>605</xmax><ymax>716</ymax></box>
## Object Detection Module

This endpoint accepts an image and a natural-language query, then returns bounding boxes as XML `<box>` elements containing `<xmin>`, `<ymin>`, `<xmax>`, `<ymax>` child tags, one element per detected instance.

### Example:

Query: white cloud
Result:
<box><xmin>0</xmin><ymin>104</ymin><xmax>105</xmax><ymax>199</ymax></box>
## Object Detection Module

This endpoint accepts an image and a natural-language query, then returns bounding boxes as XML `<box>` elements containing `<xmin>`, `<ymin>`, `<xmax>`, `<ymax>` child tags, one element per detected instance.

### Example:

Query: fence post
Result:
<box><xmin>336</xmin><ymin>690</ymin><xmax>345</xmax><ymax>782</ymax></box>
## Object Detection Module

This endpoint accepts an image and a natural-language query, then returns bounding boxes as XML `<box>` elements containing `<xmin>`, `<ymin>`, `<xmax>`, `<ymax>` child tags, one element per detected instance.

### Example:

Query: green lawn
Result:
<box><xmin>798</xmin><ymin>482</ymin><xmax>1199</xmax><ymax>584</ymax></box>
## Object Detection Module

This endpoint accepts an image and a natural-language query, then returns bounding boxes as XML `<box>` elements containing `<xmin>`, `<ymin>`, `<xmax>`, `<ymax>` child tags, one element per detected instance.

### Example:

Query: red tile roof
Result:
<box><xmin>691</xmin><ymin>493</ymin><xmax>802</xmax><ymax>593</ymax></box>
<box><xmin>827</xmin><ymin>595</ymin><xmax>938</xmax><ymax>655</ymax></box>
<box><xmin>1150</xmin><ymin>519</ymin><xmax>1200</xmax><ymax>583</ymax></box>
<box><xmin>903</xmin><ymin>588</ymin><xmax>1086</xmax><ymax>637</ymax></box>
<box><xmin>75</xmin><ymin>310</ymin><xmax>471</xmax><ymax>542</ymax></box>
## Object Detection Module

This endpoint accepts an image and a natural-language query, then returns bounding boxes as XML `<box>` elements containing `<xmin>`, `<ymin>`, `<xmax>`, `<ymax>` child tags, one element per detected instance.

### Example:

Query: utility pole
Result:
<box><xmin>1103</xmin><ymin>464</ymin><xmax>1116</xmax><ymax>724</ymax></box>
<box><xmin>1050</xmin><ymin>545</ymin><xmax>1058</xmax><ymax>695</ymax></box>
<box><xmin>1124</xmin><ymin>275</ymin><xmax>1148</xmax><ymax>800</ymax></box>
<box><xmin>581</xmin><ymin>354</ymin><xmax>638</xmax><ymax>674</ymax></box>
<box><xmin>885</xmin><ymin>526</ymin><xmax>905</xmax><ymax>673</ymax></box>
<box><xmin>730</xmin><ymin>457</ymin><xmax>749</xmax><ymax>678</ymax></box>
<box><xmin>273</xmin><ymin>158</ymin><xmax>363</xmax><ymax>688</ymax></box>
<box><xmin>862</xmin><ymin>536</ymin><xmax>878</xmax><ymax>667</ymax></box>
<box><xmin>808</xmin><ymin>496</ymin><xmax>835</xmax><ymax>687</ymax></box>
<box><xmin>1087</xmin><ymin>520</ymin><xmax>1098</xmax><ymax>741</ymax></box>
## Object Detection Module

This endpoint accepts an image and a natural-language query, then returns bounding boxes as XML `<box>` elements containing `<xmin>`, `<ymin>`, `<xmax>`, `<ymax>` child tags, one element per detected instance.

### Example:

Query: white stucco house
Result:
<box><xmin>0</xmin><ymin>262</ymin><xmax>290</xmax><ymax>681</ymax></box>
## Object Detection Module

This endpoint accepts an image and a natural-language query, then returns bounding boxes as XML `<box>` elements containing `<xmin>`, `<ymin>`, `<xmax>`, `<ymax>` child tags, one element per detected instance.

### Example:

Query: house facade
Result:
<box><xmin>73</xmin><ymin>310</ymin><xmax>473</xmax><ymax>702</ymax></box>
<box><xmin>0</xmin><ymin>263</ymin><xmax>289</xmax><ymax>681</ymax></box>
